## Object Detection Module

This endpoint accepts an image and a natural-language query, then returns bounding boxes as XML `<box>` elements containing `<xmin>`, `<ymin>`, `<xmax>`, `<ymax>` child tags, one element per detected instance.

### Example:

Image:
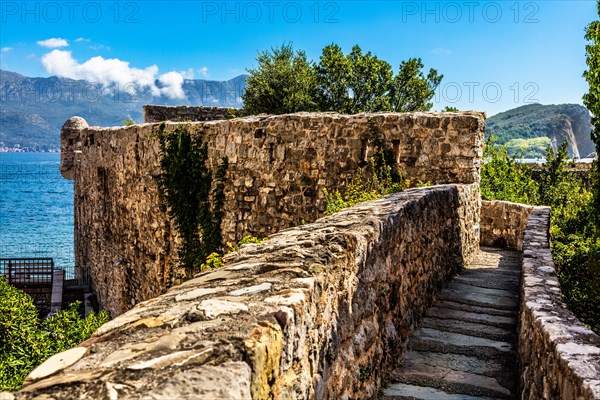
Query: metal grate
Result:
<box><xmin>0</xmin><ymin>258</ymin><xmax>54</xmax><ymax>288</ymax></box>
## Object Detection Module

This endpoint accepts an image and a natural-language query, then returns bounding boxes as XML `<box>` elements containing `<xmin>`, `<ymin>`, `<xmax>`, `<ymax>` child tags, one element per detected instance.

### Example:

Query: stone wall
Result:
<box><xmin>61</xmin><ymin>111</ymin><xmax>485</xmax><ymax>316</ymax></box>
<box><xmin>480</xmin><ymin>200</ymin><xmax>534</xmax><ymax>251</ymax></box>
<box><xmin>16</xmin><ymin>184</ymin><xmax>479</xmax><ymax>400</ymax></box>
<box><xmin>519</xmin><ymin>208</ymin><xmax>600</xmax><ymax>399</ymax></box>
<box><xmin>142</xmin><ymin>105</ymin><xmax>238</xmax><ymax>123</ymax></box>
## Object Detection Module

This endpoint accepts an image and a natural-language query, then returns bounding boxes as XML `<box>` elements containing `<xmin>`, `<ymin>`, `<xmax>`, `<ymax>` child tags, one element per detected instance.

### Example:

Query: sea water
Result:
<box><xmin>0</xmin><ymin>153</ymin><xmax>74</xmax><ymax>277</ymax></box>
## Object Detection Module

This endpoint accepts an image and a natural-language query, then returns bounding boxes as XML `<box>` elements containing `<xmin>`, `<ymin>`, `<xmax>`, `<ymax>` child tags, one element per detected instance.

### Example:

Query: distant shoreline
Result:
<box><xmin>0</xmin><ymin>148</ymin><xmax>59</xmax><ymax>153</ymax></box>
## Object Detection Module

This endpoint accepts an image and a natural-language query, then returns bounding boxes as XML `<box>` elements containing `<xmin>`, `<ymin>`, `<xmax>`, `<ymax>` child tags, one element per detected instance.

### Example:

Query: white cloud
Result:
<box><xmin>1</xmin><ymin>47</ymin><xmax>13</xmax><ymax>53</ymax></box>
<box><xmin>74</xmin><ymin>37</ymin><xmax>90</xmax><ymax>43</ymax></box>
<box><xmin>198</xmin><ymin>67</ymin><xmax>209</xmax><ymax>78</ymax></box>
<box><xmin>157</xmin><ymin>71</ymin><xmax>185</xmax><ymax>99</ymax></box>
<box><xmin>37</xmin><ymin>38</ymin><xmax>69</xmax><ymax>48</ymax></box>
<box><xmin>40</xmin><ymin>50</ymin><xmax>187</xmax><ymax>99</ymax></box>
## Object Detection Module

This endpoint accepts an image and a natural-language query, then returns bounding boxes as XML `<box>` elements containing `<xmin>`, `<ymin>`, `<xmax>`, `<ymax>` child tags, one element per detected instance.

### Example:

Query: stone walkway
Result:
<box><xmin>384</xmin><ymin>247</ymin><xmax>521</xmax><ymax>400</ymax></box>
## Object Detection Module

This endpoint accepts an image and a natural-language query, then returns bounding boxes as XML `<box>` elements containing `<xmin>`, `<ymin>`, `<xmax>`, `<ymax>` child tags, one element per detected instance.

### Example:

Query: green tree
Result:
<box><xmin>583</xmin><ymin>0</ymin><xmax>600</xmax><ymax>229</ymax></box>
<box><xmin>315</xmin><ymin>43</ymin><xmax>352</xmax><ymax>112</ymax></box>
<box><xmin>316</xmin><ymin>44</ymin><xmax>393</xmax><ymax>113</ymax></box>
<box><xmin>244</xmin><ymin>42</ymin><xmax>442</xmax><ymax>115</ymax></box>
<box><xmin>242</xmin><ymin>43</ymin><xmax>317</xmax><ymax>115</ymax></box>
<box><xmin>390</xmin><ymin>58</ymin><xmax>443</xmax><ymax>112</ymax></box>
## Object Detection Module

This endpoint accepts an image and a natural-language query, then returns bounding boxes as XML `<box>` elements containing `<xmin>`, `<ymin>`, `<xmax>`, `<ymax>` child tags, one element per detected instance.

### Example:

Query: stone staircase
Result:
<box><xmin>384</xmin><ymin>247</ymin><xmax>521</xmax><ymax>400</ymax></box>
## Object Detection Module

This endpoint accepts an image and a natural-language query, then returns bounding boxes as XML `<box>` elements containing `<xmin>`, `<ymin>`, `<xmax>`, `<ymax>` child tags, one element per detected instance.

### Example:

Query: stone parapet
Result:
<box><xmin>519</xmin><ymin>208</ymin><xmax>600</xmax><ymax>399</ymax></box>
<box><xmin>16</xmin><ymin>184</ymin><xmax>479</xmax><ymax>400</ymax></box>
<box><xmin>480</xmin><ymin>200</ymin><xmax>534</xmax><ymax>250</ymax></box>
<box><xmin>142</xmin><ymin>105</ymin><xmax>238</xmax><ymax>123</ymax></box>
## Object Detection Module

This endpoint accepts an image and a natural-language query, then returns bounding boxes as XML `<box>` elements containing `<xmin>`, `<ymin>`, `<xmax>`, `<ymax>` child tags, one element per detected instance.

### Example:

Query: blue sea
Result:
<box><xmin>0</xmin><ymin>153</ymin><xmax>74</xmax><ymax>277</ymax></box>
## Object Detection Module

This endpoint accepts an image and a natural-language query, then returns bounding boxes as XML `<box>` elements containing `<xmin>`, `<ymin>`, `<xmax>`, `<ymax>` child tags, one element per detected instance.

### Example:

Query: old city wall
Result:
<box><xmin>17</xmin><ymin>185</ymin><xmax>479</xmax><ymax>400</ymax></box>
<box><xmin>142</xmin><ymin>105</ymin><xmax>238</xmax><ymax>123</ymax></box>
<box><xmin>59</xmin><ymin>111</ymin><xmax>485</xmax><ymax>316</ymax></box>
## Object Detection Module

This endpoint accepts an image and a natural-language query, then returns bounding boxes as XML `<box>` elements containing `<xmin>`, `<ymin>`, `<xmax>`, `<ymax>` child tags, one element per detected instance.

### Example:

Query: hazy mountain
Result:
<box><xmin>487</xmin><ymin>104</ymin><xmax>594</xmax><ymax>159</ymax></box>
<box><xmin>0</xmin><ymin>70</ymin><xmax>247</xmax><ymax>151</ymax></box>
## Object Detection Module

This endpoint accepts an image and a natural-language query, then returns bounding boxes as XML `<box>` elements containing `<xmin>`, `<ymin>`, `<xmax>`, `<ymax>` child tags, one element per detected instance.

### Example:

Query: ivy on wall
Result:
<box><xmin>156</xmin><ymin>124</ymin><xmax>228</xmax><ymax>271</ymax></box>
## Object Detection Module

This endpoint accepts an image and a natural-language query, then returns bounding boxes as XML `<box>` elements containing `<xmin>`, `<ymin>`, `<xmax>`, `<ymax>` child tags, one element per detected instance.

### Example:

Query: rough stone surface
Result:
<box><xmin>59</xmin><ymin>116</ymin><xmax>87</xmax><ymax>180</ymax></box>
<box><xmin>60</xmin><ymin>111</ymin><xmax>485</xmax><ymax>316</ymax></box>
<box><xmin>519</xmin><ymin>207</ymin><xmax>600</xmax><ymax>400</ymax></box>
<box><xmin>16</xmin><ymin>184</ymin><xmax>479</xmax><ymax>400</ymax></box>
<box><xmin>142</xmin><ymin>105</ymin><xmax>238</xmax><ymax>123</ymax></box>
<box><xmin>480</xmin><ymin>200</ymin><xmax>534</xmax><ymax>251</ymax></box>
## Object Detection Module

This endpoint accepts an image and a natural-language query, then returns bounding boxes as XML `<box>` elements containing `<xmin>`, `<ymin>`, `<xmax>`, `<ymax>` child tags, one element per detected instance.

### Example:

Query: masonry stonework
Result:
<box><xmin>16</xmin><ymin>185</ymin><xmax>479</xmax><ymax>400</ymax></box>
<box><xmin>60</xmin><ymin>112</ymin><xmax>485</xmax><ymax>316</ymax></box>
<box><xmin>142</xmin><ymin>105</ymin><xmax>238</xmax><ymax>123</ymax></box>
<box><xmin>519</xmin><ymin>208</ymin><xmax>600</xmax><ymax>400</ymax></box>
<box><xmin>480</xmin><ymin>200</ymin><xmax>535</xmax><ymax>251</ymax></box>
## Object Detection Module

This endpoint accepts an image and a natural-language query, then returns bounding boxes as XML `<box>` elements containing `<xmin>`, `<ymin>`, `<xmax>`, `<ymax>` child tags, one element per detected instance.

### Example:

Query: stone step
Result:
<box><xmin>439</xmin><ymin>287</ymin><xmax>519</xmax><ymax>311</ymax></box>
<box><xmin>390</xmin><ymin>354</ymin><xmax>513</xmax><ymax>399</ymax></box>
<box><xmin>434</xmin><ymin>300</ymin><xmax>516</xmax><ymax>318</ymax></box>
<box><xmin>421</xmin><ymin>317</ymin><xmax>515</xmax><ymax>342</ymax></box>
<box><xmin>465</xmin><ymin>261</ymin><xmax>520</xmax><ymax>271</ymax></box>
<box><xmin>446</xmin><ymin>281</ymin><xmax>519</xmax><ymax>299</ymax></box>
<box><xmin>383</xmin><ymin>382</ymin><xmax>503</xmax><ymax>400</ymax></box>
<box><xmin>409</xmin><ymin>328</ymin><xmax>514</xmax><ymax>360</ymax></box>
<box><xmin>400</xmin><ymin>351</ymin><xmax>509</xmax><ymax>379</ymax></box>
<box><xmin>426</xmin><ymin>306</ymin><xmax>517</xmax><ymax>329</ymax></box>
<box><xmin>452</xmin><ymin>274</ymin><xmax>519</xmax><ymax>292</ymax></box>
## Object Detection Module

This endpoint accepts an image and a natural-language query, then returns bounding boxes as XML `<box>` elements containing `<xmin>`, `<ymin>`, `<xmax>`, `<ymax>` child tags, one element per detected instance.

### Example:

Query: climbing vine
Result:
<box><xmin>156</xmin><ymin>124</ymin><xmax>228</xmax><ymax>272</ymax></box>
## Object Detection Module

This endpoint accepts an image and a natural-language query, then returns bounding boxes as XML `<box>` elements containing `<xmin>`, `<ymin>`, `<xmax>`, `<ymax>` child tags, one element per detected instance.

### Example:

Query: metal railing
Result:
<box><xmin>0</xmin><ymin>258</ymin><xmax>54</xmax><ymax>288</ymax></box>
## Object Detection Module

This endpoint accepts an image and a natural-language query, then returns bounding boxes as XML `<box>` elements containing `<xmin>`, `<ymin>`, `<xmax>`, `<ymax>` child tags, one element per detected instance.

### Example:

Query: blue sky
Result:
<box><xmin>0</xmin><ymin>0</ymin><xmax>596</xmax><ymax>115</ymax></box>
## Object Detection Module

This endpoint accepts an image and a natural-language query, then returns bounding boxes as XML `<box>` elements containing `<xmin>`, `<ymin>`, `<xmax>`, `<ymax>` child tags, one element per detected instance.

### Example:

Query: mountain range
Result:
<box><xmin>0</xmin><ymin>70</ymin><xmax>595</xmax><ymax>158</ymax></box>
<box><xmin>0</xmin><ymin>70</ymin><xmax>246</xmax><ymax>151</ymax></box>
<box><xmin>487</xmin><ymin>103</ymin><xmax>595</xmax><ymax>159</ymax></box>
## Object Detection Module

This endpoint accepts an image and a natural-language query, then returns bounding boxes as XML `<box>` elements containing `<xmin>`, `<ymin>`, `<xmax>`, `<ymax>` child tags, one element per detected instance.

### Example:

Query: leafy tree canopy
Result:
<box><xmin>242</xmin><ymin>43</ymin><xmax>318</xmax><ymax>115</ymax></box>
<box><xmin>583</xmin><ymin>0</ymin><xmax>600</xmax><ymax>228</ymax></box>
<box><xmin>243</xmin><ymin>42</ymin><xmax>442</xmax><ymax>115</ymax></box>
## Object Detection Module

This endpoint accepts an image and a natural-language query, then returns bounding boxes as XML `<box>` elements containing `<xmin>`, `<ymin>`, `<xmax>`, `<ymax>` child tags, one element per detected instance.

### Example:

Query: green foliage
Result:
<box><xmin>42</xmin><ymin>302</ymin><xmax>109</xmax><ymax>355</ymax></box>
<box><xmin>552</xmin><ymin>237</ymin><xmax>600</xmax><ymax>331</ymax></box>
<box><xmin>0</xmin><ymin>278</ymin><xmax>109</xmax><ymax>391</ymax></box>
<box><xmin>323</xmin><ymin>152</ymin><xmax>414</xmax><ymax>215</ymax></box>
<box><xmin>158</xmin><ymin>124</ymin><xmax>228</xmax><ymax>272</ymax></box>
<box><xmin>199</xmin><ymin>252</ymin><xmax>224</xmax><ymax>271</ymax></box>
<box><xmin>123</xmin><ymin>116</ymin><xmax>135</xmax><ymax>126</ymax></box>
<box><xmin>480</xmin><ymin>136</ymin><xmax>538</xmax><ymax>204</ymax></box>
<box><xmin>242</xmin><ymin>43</ymin><xmax>318</xmax><ymax>115</ymax></box>
<box><xmin>538</xmin><ymin>143</ymin><xmax>591</xmax><ymax>232</ymax></box>
<box><xmin>583</xmin><ymin>1</ymin><xmax>600</xmax><ymax>229</ymax></box>
<box><xmin>390</xmin><ymin>57</ymin><xmax>443</xmax><ymax>112</ymax></box>
<box><xmin>443</xmin><ymin>106</ymin><xmax>459</xmax><ymax>112</ymax></box>
<box><xmin>504</xmin><ymin>137</ymin><xmax>552</xmax><ymax>159</ymax></box>
<box><xmin>359</xmin><ymin>364</ymin><xmax>372</xmax><ymax>381</ymax></box>
<box><xmin>316</xmin><ymin>44</ymin><xmax>394</xmax><ymax>113</ymax></box>
<box><xmin>200</xmin><ymin>236</ymin><xmax>266</xmax><ymax>271</ymax></box>
<box><xmin>0</xmin><ymin>278</ymin><xmax>51</xmax><ymax>391</ymax></box>
<box><xmin>243</xmin><ymin>42</ymin><xmax>442</xmax><ymax>115</ymax></box>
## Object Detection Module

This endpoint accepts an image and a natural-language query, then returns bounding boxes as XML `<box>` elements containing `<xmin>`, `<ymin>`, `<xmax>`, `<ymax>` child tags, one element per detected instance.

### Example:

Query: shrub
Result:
<box><xmin>0</xmin><ymin>278</ymin><xmax>109</xmax><ymax>391</ymax></box>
